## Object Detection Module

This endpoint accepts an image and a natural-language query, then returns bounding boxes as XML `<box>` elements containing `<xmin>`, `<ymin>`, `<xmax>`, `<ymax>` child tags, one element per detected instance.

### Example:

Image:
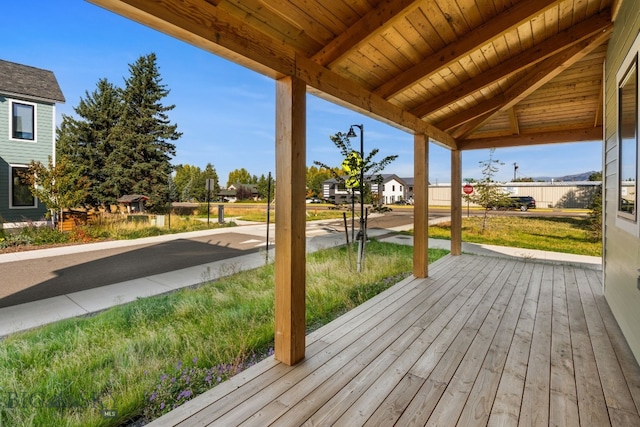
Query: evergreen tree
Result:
<box><xmin>56</xmin><ymin>78</ymin><xmax>121</xmax><ymax>206</ymax></box>
<box><xmin>203</xmin><ymin>163</ymin><xmax>220</xmax><ymax>200</ymax></box>
<box><xmin>105</xmin><ymin>53</ymin><xmax>181</xmax><ymax>210</ymax></box>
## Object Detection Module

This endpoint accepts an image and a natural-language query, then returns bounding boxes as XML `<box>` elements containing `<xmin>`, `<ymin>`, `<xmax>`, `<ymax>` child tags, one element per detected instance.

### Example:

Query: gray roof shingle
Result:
<box><xmin>0</xmin><ymin>59</ymin><xmax>65</xmax><ymax>103</ymax></box>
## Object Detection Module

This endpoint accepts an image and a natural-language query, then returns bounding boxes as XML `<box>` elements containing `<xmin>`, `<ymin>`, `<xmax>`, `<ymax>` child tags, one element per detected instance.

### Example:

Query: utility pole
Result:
<box><xmin>513</xmin><ymin>162</ymin><xmax>519</xmax><ymax>181</ymax></box>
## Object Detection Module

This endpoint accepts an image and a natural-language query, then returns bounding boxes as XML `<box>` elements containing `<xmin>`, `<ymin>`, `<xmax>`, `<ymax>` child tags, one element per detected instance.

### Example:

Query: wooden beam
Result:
<box><xmin>594</xmin><ymin>79</ymin><xmax>603</xmax><ymax>127</ymax></box>
<box><xmin>438</xmin><ymin>28</ymin><xmax>612</xmax><ymax>135</ymax></box>
<box><xmin>89</xmin><ymin>0</ymin><xmax>456</xmax><ymax>149</ymax></box>
<box><xmin>450</xmin><ymin>150</ymin><xmax>462</xmax><ymax>256</ymax></box>
<box><xmin>275</xmin><ymin>76</ymin><xmax>307</xmax><ymax>366</ymax></box>
<box><xmin>409</xmin><ymin>10</ymin><xmax>612</xmax><ymax>118</ymax></box>
<box><xmin>611</xmin><ymin>0</ymin><xmax>623</xmax><ymax>21</ymax></box>
<box><xmin>413</xmin><ymin>133</ymin><xmax>429</xmax><ymax>278</ymax></box>
<box><xmin>508</xmin><ymin>108</ymin><xmax>520</xmax><ymax>135</ymax></box>
<box><xmin>311</xmin><ymin>0</ymin><xmax>419</xmax><ymax>67</ymax></box>
<box><xmin>457</xmin><ymin>126</ymin><xmax>603</xmax><ymax>150</ymax></box>
<box><xmin>89</xmin><ymin>0</ymin><xmax>296</xmax><ymax>79</ymax></box>
<box><xmin>374</xmin><ymin>0</ymin><xmax>562</xmax><ymax>99</ymax></box>
<box><xmin>296</xmin><ymin>55</ymin><xmax>457</xmax><ymax>149</ymax></box>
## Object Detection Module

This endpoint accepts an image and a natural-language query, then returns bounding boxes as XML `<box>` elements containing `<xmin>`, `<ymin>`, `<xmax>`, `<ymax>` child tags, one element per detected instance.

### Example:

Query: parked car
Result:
<box><xmin>489</xmin><ymin>196</ymin><xmax>536</xmax><ymax>211</ymax></box>
<box><xmin>305</xmin><ymin>197</ymin><xmax>322</xmax><ymax>204</ymax></box>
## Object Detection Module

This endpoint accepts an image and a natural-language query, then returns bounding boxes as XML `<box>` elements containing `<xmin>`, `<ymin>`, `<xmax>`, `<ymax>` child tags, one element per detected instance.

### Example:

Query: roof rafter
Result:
<box><xmin>445</xmin><ymin>28</ymin><xmax>611</xmax><ymax>138</ymax></box>
<box><xmin>89</xmin><ymin>0</ymin><xmax>455</xmax><ymax>148</ymax></box>
<box><xmin>311</xmin><ymin>0</ymin><xmax>419</xmax><ymax>67</ymax></box>
<box><xmin>374</xmin><ymin>0</ymin><xmax>562</xmax><ymax>100</ymax></box>
<box><xmin>458</xmin><ymin>126</ymin><xmax>603</xmax><ymax>150</ymax></box>
<box><xmin>410</xmin><ymin>10</ymin><xmax>612</xmax><ymax>118</ymax></box>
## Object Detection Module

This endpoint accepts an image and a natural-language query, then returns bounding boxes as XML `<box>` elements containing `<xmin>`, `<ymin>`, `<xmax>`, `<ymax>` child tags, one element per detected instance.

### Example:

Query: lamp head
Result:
<box><xmin>346</xmin><ymin>126</ymin><xmax>357</xmax><ymax>138</ymax></box>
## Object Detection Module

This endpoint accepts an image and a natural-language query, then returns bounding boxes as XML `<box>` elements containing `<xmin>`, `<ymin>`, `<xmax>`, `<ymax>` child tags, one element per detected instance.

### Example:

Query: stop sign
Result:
<box><xmin>463</xmin><ymin>184</ymin><xmax>474</xmax><ymax>195</ymax></box>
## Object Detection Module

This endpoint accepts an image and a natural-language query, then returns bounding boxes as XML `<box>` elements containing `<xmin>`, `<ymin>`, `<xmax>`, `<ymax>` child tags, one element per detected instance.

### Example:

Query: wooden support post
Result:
<box><xmin>413</xmin><ymin>133</ymin><xmax>429</xmax><ymax>278</ymax></box>
<box><xmin>451</xmin><ymin>149</ymin><xmax>462</xmax><ymax>256</ymax></box>
<box><xmin>275</xmin><ymin>76</ymin><xmax>306</xmax><ymax>365</ymax></box>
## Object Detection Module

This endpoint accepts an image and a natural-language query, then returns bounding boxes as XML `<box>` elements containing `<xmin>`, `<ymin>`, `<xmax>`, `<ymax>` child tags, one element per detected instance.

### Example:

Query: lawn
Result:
<box><xmin>0</xmin><ymin>242</ymin><xmax>448</xmax><ymax>426</ymax></box>
<box><xmin>428</xmin><ymin>215</ymin><xmax>601</xmax><ymax>257</ymax></box>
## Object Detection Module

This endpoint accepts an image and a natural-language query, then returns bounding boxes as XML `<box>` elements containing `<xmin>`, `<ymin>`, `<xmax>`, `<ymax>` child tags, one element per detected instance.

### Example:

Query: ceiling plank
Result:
<box><xmin>373</xmin><ymin>0</ymin><xmax>562</xmax><ymax>100</ymax></box>
<box><xmin>410</xmin><ymin>10</ymin><xmax>611</xmax><ymax>118</ymax></box>
<box><xmin>296</xmin><ymin>55</ymin><xmax>456</xmax><ymax>148</ymax></box>
<box><xmin>89</xmin><ymin>0</ymin><xmax>455</xmax><ymax>148</ymax></box>
<box><xmin>89</xmin><ymin>0</ymin><xmax>297</xmax><ymax>78</ymax></box>
<box><xmin>458</xmin><ymin>126</ymin><xmax>603</xmax><ymax>150</ymax></box>
<box><xmin>311</xmin><ymin>0</ymin><xmax>420</xmax><ymax>67</ymax></box>
<box><xmin>437</xmin><ymin>28</ymin><xmax>611</xmax><ymax>135</ymax></box>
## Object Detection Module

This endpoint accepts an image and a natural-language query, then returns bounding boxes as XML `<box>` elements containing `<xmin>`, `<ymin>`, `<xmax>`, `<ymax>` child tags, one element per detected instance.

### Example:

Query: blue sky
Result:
<box><xmin>2</xmin><ymin>1</ymin><xmax>603</xmax><ymax>185</ymax></box>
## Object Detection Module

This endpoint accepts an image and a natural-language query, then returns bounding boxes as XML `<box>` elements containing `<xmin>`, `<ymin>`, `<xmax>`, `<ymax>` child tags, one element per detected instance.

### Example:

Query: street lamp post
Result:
<box><xmin>347</xmin><ymin>124</ymin><xmax>365</xmax><ymax>272</ymax></box>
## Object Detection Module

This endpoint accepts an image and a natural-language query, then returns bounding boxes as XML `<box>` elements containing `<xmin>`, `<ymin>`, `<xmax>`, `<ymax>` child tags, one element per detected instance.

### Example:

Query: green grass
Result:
<box><xmin>0</xmin><ymin>242</ymin><xmax>448</xmax><ymax>426</ymax></box>
<box><xmin>224</xmin><ymin>207</ymin><xmax>348</xmax><ymax>222</ymax></box>
<box><xmin>428</xmin><ymin>215</ymin><xmax>601</xmax><ymax>256</ymax></box>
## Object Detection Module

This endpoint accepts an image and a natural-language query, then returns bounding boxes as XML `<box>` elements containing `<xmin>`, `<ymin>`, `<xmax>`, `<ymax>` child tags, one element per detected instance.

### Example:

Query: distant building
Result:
<box><xmin>224</xmin><ymin>183</ymin><xmax>259</xmax><ymax>202</ymax></box>
<box><xmin>0</xmin><ymin>59</ymin><xmax>65</xmax><ymax>224</ymax></box>
<box><xmin>322</xmin><ymin>174</ymin><xmax>416</xmax><ymax>205</ymax></box>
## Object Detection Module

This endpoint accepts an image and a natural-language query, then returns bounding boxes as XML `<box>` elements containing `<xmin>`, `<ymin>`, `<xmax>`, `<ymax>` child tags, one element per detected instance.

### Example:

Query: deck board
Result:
<box><xmin>148</xmin><ymin>255</ymin><xmax>640</xmax><ymax>427</ymax></box>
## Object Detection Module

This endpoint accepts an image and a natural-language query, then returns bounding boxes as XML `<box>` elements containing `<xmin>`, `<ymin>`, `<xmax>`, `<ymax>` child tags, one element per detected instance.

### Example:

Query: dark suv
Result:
<box><xmin>507</xmin><ymin>196</ymin><xmax>536</xmax><ymax>211</ymax></box>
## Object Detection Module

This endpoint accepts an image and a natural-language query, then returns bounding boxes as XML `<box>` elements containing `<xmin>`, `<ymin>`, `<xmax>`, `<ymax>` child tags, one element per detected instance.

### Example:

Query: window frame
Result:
<box><xmin>617</xmin><ymin>57</ymin><xmax>638</xmax><ymax>221</ymax></box>
<box><xmin>616</xmin><ymin>31</ymin><xmax>640</xmax><ymax>235</ymax></box>
<box><xmin>9</xmin><ymin>99</ymin><xmax>37</xmax><ymax>142</ymax></box>
<box><xmin>9</xmin><ymin>165</ymin><xmax>37</xmax><ymax>209</ymax></box>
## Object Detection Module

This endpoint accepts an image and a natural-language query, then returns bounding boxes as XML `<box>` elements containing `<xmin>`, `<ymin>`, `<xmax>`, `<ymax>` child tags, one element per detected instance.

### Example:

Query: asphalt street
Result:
<box><xmin>0</xmin><ymin>211</ymin><xmax>421</xmax><ymax>309</ymax></box>
<box><xmin>0</xmin><ymin>208</ymin><xmax>581</xmax><ymax>309</ymax></box>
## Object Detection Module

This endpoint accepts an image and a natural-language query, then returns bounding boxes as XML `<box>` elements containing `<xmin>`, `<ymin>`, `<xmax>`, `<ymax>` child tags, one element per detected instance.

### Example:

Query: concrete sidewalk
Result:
<box><xmin>0</xmin><ymin>219</ymin><xmax>601</xmax><ymax>337</ymax></box>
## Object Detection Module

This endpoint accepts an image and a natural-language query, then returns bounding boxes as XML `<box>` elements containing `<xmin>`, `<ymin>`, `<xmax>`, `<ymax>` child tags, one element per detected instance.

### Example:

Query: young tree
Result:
<box><xmin>314</xmin><ymin>131</ymin><xmax>398</xmax><ymax>206</ymax></box>
<box><xmin>256</xmin><ymin>174</ymin><xmax>274</xmax><ymax>200</ymax></box>
<box><xmin>23</xmin><ymin>157</ymin><xmax>90</xmax><ymax>224</ymax></box>
<box><xmin>464</xmin><ymin>149</ymin><xmax>510</xmax><ymax>232</ymax></box>
<box><xmin>105</xmin><ymin>53</ymin><xmax>181</xmax><ymax>211</ymax></box>
<box><xmin>56</xmin><ymin>78</ymin><xmax>121</xmax><ymax>207</ymax></box>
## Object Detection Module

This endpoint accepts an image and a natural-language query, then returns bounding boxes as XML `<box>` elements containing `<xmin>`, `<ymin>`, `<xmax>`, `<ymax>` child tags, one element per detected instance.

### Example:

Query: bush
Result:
<box><xmin>0</xmin><ymin>224</ymin><xmax>69</xmax><ymax>248</ymax></box>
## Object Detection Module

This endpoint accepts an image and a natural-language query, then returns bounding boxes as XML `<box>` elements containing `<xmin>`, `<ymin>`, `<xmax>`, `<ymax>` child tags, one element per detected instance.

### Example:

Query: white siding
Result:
<box><xmin>603</xmin><ymin>0</ymin><xmax>640</xmax><ymax>363</ymax></box>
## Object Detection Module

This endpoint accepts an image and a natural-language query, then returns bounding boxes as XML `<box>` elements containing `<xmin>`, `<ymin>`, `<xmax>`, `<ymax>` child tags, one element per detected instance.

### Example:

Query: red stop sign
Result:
<box><xmin>463</xmin><ymin>184</ymin><xmax>474</xmax><ymax>195</ymax></box>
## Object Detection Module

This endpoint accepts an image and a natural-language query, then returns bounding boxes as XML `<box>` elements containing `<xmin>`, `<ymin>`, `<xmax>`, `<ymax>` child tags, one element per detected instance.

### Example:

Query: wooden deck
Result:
<box><xmin>150</xmin><ymin>255</ymin><xmax>640</xmax><ymax>426</ymax></box>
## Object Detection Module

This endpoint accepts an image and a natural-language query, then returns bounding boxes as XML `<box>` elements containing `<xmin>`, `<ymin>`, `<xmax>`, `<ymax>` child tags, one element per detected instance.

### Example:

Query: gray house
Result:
<box><xmin>0</xmin><ymin>60</ymin><xmax>64</xmax><ymax>224</ymax></box>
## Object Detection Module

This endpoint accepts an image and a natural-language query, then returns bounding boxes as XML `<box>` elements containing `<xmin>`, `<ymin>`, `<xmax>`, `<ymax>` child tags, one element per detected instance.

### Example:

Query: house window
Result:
<box><xmin>11</xmin><ymin>101</ymin><xmax>35</xmax><ymax>140</ymax></box>
<box><xmin>10</xmin><ymin>166</ymin><xmax>35</xmax><ymax>208</ymax></box>
<box><xmin>392</xmin><ymin>185</ymin><xmax>395</xmax><ymax>191</ymax></box>
<box><xmin>618</xmin><ymin>56</ymin><xmax>638</xmax><ymax>220</ymax></box>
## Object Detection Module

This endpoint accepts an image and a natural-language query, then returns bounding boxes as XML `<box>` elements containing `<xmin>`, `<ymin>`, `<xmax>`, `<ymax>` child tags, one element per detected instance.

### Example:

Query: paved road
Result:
<box><xmin>0</xmin><ymin>207</ymin><xmax>583</xmax><ymax>309</ymax></box>
<box><xmin>0</xmin><ymin>211</ymin><xmax>428</xmax><ymax>309</ymax></box>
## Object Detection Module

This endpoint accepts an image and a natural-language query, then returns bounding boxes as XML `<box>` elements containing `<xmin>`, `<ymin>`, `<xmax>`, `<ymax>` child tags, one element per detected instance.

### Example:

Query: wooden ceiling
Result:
<box><xmin>89</xmin><ymin>0</ymin><xmax>618</xmax><ymax>151</ymax></box>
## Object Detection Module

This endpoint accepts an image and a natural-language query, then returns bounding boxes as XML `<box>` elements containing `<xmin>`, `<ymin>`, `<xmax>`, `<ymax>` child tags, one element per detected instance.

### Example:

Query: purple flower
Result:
<box><xmin>160</xmin><ymin>402</ymin><xmax>165</xmax><ymax>410</ymax></box>
<box><xmin>149</xmin><ymin>392</ymin><xmax>157</xmax><ymax>401</ymax></box>
<box><xmin>192</xmin><ymin>357</ymin><xmax>198</xmax><ymax>364</ymax></box>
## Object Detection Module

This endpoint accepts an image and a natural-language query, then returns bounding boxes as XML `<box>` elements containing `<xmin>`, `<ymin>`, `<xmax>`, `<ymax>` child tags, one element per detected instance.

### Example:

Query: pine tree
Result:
<box><xmin>203</xmin><ymin>163</ymin><xmax>220</xmax><ymax>200</ymax></box>
<box><xmin>56</xmin><ymin>78</ymin><xmax>121</xmax><ymax>206</ymax></box>
<box><xmin>105</xmin><ymin>53</ymin><xmax>181</xmax><ymax>210</ymax></box>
